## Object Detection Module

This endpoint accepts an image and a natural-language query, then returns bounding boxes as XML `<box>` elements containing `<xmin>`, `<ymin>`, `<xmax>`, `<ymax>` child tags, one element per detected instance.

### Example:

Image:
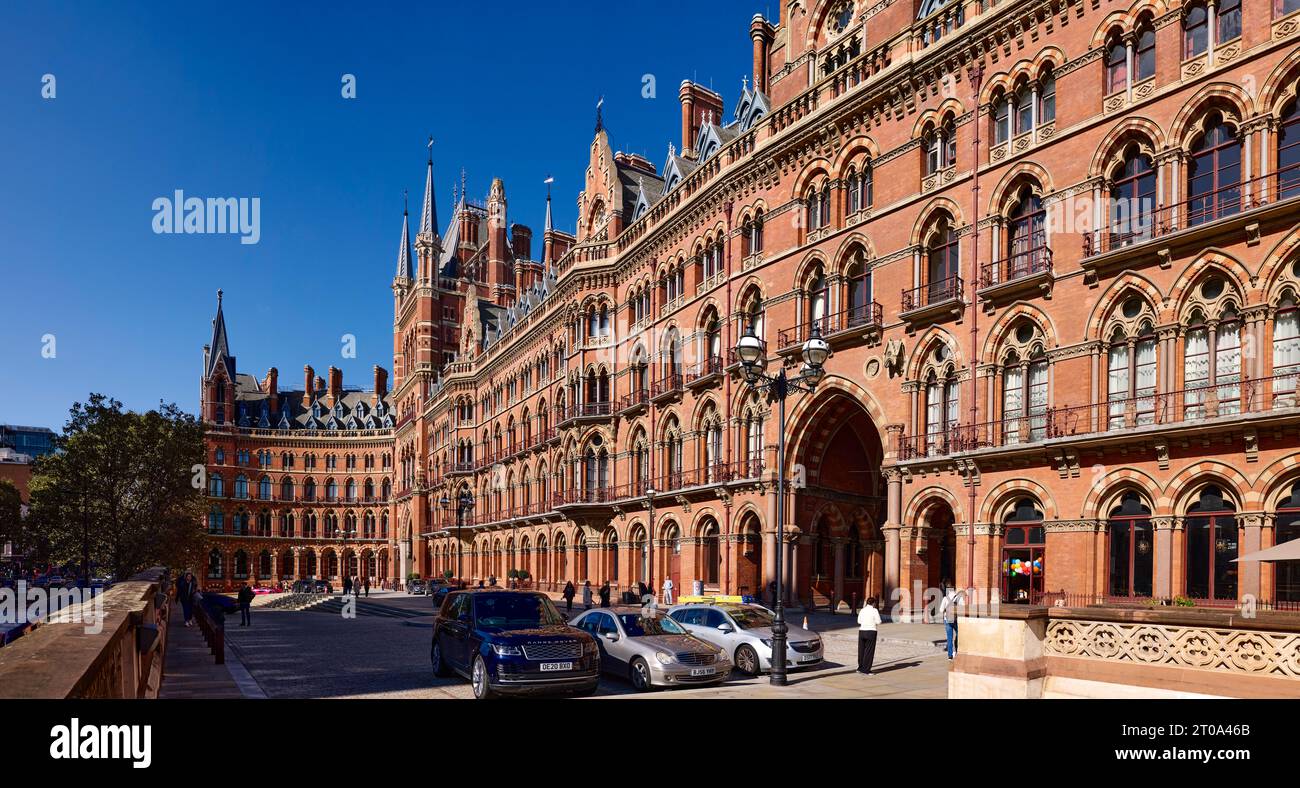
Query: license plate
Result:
<box><xmin>798</xmin><ymin>655</ymin><xmax>819</xmax><ymax>663</ymax></box>
<box><xmin>540</xmin><ymin>661</ymin><xmax>573</xmax><ymax>672</ymax></box>
<box><xmin>689</xmin><ymin>667</ymin><xmax>716</xmax><ymax>676</ymax></box>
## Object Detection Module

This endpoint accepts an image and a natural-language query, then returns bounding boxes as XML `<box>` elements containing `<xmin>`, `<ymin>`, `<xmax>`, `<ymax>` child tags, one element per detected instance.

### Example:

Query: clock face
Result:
<box><xmin>832</xmin><ymin>2</ymin><xmax>854</xmax><ymax>33</ymax></box>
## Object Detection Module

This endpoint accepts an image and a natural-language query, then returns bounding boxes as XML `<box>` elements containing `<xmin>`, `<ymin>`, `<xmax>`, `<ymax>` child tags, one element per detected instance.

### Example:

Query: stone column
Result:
<box><xmin>882</xmin><ymin>468</ymin><xmax>903</xmax><ymax>608</ymax></box>
<box><xmin>1152</xmin><ymin>516</ymin><xmax>1176</xmax><ymax>599</ymax></box>
<box><xmin>833</xmin><ymin>539</ymin><xmax>846</xmax><ymax>609</ymax></box>
<box><xmin>1236</xmin><ymin>512</ymin><xmax>1268</xmax><ymax>602</ymax></box>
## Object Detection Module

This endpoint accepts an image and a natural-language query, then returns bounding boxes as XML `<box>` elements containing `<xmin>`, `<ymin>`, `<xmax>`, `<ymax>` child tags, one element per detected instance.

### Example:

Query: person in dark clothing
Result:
<box><xmin>598</xmin><ymin>582</ymin><xmax>611</xmax><ymax>608</ymax></box>
<box><xmin>237</xmin><ymin>583</ymin><xmax>254</xmax><ymax>626</ymax></box>
<box><xmin>176</xmin><ymin>572</ymin><xmax>195</xmax><ymax>628</ymax></box>
<box><xmin>562</xmin><ymin>581</ymin><xmax>576</xmax><ymax>614</ymax></box>
<box><xmin>363</xmin><ymin>578</ymin><xmax>370</xmax><ymax>597</ymax></box>
<box><xmin>343</xmin><ymin>576</ymin><xmax>352</xmax><ymax>596</ymax></box>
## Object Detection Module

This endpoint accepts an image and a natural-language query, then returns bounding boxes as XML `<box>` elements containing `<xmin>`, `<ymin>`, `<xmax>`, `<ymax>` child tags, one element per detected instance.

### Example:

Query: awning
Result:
<box><xmin>1233</xmin><ymin>538</ymin><xmax>1300</xmax><ymax>563</ymax></box>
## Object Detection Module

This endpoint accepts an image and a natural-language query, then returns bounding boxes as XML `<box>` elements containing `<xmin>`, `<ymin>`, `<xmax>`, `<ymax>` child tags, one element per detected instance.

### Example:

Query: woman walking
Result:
<box><xmin>177</xmin><ymin>572</ymin><xmax>196</xmax><ymax>627</ymax></box>
<box><xmin>562</xmin><ymin>581</ymin><xmax>576</xmax><ymax>614</ymax></box>
<box><xmin>581</xmin><ymin>580</ymin><xmax>593</xmax><ymax>610</ymax></box>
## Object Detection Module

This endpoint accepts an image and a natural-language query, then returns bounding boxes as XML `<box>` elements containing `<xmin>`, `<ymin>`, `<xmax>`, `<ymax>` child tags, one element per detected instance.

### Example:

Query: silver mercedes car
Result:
<box><xmin>570</xmin><ymin>606</ymin><xmax>732</xmax><ymax>691</ymax></box>
<box><xmin>667</xmin><ymin>603</ymin><xmax>824</xmax><ymax>675</ymax></box>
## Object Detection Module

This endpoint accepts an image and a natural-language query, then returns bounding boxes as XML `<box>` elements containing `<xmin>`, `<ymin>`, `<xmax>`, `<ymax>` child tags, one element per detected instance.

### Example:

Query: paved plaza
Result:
<box><xmin>215</xmin><ymin>592</ymin><xmax>949</xmax><ymax>700</ymax></box>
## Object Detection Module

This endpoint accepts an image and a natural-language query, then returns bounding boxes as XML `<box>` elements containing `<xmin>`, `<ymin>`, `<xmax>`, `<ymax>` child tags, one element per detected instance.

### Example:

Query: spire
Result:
<box><xmin>418</xmin><ymin>136</ymin><xmax>438</xmax><ymax>239</ymax></box>
<box><xmin>206</xmin><ymin>289</ymin><xmax>235</xmax><ymax>380</ymax></box>
<box><xmin>595</xmin><ymin>95</ymin><xmax>604</xmax><ymax>134</ymax></box>
<box><xmin>396</xmin><ymin>191</ymin><xmax>413</xmax><ymax>279</ymax></box>
<box><xmin>544</xmin><ymin>176</ymin><xmax>554</xmax><ymax>233</ymax></box>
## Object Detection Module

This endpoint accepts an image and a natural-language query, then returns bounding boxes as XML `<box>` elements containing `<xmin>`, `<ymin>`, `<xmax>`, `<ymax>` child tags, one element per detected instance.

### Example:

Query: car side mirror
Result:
<box><xmin>717</xmin><ymin>623</ymin><xmax>734</xmax><ymax>633</ymax></box>
<box><xmin>603</xmin><ymin>632</ymin><xmax>619</xmax><ymax>642</ymax></box>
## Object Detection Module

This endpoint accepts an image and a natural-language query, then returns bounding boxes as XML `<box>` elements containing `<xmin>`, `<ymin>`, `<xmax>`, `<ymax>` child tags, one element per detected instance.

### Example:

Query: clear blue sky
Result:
<box><xmin>0</xmin><ymin>1</ymin><xmax>768</xmax><ymax>431</ymax></box>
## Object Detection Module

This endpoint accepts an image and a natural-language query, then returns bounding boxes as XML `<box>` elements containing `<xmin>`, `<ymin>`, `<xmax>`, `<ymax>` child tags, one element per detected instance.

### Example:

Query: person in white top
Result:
<box><xmin>938</xmin><ymin>581</ymin><xmax>965</xmax><ymax>660</ymax></box>
<box><xmin>661</xmin><ymin>577</ymin><xmax>674</xmax><ymax>605</ymax></box>
<box><xmin>856</xmin><ymin>597</ymin><xmax>883</xmax><ymax>674</ymax></box>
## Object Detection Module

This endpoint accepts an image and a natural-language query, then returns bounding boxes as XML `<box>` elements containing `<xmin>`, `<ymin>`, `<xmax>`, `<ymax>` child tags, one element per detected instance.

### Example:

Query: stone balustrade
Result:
<box><xmin>0</xmin><ymin>567</ymin><xmax>172</xmax><ymax>699</ymax></box>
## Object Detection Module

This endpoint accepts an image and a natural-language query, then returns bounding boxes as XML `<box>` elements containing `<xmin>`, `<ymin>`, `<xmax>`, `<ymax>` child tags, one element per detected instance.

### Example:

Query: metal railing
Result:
<box><xmin>777</xmin><ymin>302</ymin><xmax>883</xmax><ymax>350</ymax></box>
<box><xmin>979</xmin><ymin>245</ymin><xmax>1052</xmax><ymax>289</ymax></box>
<box><xmin>901</xmin><ymin>275</ymin><xmax>963</xmax><ymax>313</ymax></box>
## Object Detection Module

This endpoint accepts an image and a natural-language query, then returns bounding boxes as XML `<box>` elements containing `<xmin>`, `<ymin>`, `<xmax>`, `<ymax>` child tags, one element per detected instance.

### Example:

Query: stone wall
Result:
<box><xmin>0</xmin><ymin>568</ymin><xmax>172</xmax><ymax>699</ymax></box>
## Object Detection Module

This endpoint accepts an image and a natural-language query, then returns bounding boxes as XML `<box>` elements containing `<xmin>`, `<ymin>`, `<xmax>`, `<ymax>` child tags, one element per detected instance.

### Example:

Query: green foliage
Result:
<box><xmin>0</xmin><ymin>479</ymin><xmax>22</xmax><ymax>551</ymax></box>
<box><xmin>442</xmin><ymin>569</ymin><xmax>454</xmax><ymax>579</ymax></box>
<box><xmin>408</xmin><ymin>571</ymin><xmax>421</xmax><ymax>580</ymax></box>
<box><xmin>26</xmin><ymin>394</ymin><xmax>206</xmax><ymax>582</ymax></box>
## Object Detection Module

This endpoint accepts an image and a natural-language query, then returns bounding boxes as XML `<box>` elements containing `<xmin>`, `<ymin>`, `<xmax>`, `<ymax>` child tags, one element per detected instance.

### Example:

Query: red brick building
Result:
<box><xmin>211</xmin><ymin>0</ymin><xmax>1300</xmax><ymax>613</ymax></box>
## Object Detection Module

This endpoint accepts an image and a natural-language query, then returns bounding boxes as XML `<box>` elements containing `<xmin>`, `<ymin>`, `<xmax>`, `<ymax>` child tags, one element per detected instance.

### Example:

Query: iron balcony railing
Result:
<box><xmin>777</xmin><ymin>302</ymin><xmax>883</xmax><ymax>350</ymax></box>
<box><xmin>979</xmin><ymin>244</ymin><xmax>1052</xmax><ymax>289</ymax></box>
<box><xmin>901</xmin><ymin>275</ymin><xmax>962</xmax><ymax>313</ymax></box>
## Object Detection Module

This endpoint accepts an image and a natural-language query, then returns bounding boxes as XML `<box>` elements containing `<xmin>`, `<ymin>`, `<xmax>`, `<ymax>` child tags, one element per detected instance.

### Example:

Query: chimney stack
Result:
<box><xmin>373</xmin><ymin>365</ymin><xmax>388</xmax><ymax>404</ymax></box>
<box><xmin>327</xmin><ymin>366</ymin><xmax>343</xmax><ymax>408</ymax></box>
<box><xmin>750</xmin><ymin>15</ymin><xmax>775</xmax><ymax>95</ymax></box>
<box><xmin>511</xmin><ymin>223</ymin><xmax>532</xmax><ymax>260</ymax></box>
<box><xmin>678</xmin><ymin>82</ymin><xmax>724</xmax><ymax>157</ymax></box>
<box><xmin>266</xmin><ymin>367</ymin><xmax>279</xmax><ymax>411</ymax></box>
<box><xmin>302</xmin><ymin>365</ymin><xmax>314</xmax><ymax>407</ymax></box>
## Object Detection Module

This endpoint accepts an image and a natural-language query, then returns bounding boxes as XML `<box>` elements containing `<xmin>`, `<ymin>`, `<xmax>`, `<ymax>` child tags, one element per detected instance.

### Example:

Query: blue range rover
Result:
<box><xmin>430</xmin><ymin>589</ymin><xmax>600</xmax><ymax>699</ymax></box>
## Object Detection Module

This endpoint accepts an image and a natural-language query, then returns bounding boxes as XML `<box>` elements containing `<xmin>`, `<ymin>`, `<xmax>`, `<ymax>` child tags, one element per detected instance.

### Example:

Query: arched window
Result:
<box><xmin>740</xmin><ymin>289</ymin><xmax>765</xmax><ymax>342</ymax></box>
<box><xmin>1185</xmin><ymin>485</ymin><xmax>1238</xmax><ymax>601</ymax></box>
<box><xmin>664</xmin><ymin>420</ymin><xmax>684</xmax><ymax>487</ymax></box>
<box><xmin>1002</xmin><ymin>347</ymin><xmax>1048</xmax><ymax>444</ymax></box>
<box><xmin>1005</xmin><ymin>186</ymin><xmax>1046</xmax><ymax>280</ymax></box>
<box><xmin>993</xmin><ymin>88</ymin><xmax>1010</xmax><ymax>145</ymax></box>
<box><xmin>279</xmin><ymin>511</ymin><xmax>293</xmax><ymax>538</ymax></box>
<box><xmin>209</xmin><ymin>473</ymin><xmax>224</xmax><ymax>497</ymax></box>
<box><xmin>812</xmin><ymin>522</ymin><xmax>830</xmax><ymax>576</ymax></box>
<box><xmin>1274</xmin><ymin>481</ymin><xmax>1300</xmax><ymax>604</ymax></box>
<box><xmin>280</xmin><ymin>477</ymin><xmax>294</xmax><ymax>501</ymax></box>
<box><xmin>744</xmin><ymin>405</ymin><xmax>764</xmax><ymax>474</ymax></box>
<box><xmin>924</xmin><ymin>367</ymin><xmax>960</xmax><ymax>454</ymax></box>
<box><xmin>207</xmin><ymin>507</ymin><xmax>223</xmax><ymax>534</ymax></box>
<box><xmin>234</xmin><ymin>474</ymin><xmax>248</xmax><ymax>499</ymax></box>
<box><xmin>1105</xmin><ymin>34</ymin><xmax>1127</xmax><ymax>94</ymax></box>
<box><xmin>1135</xmin><ymin>21</ymin><xmax>1156</xmax><ymax>82</ymax></box>
<box><xmin>1002</xmin><ymin>498</ymin><xmax>1045</xmax><ymax>603</ymax></box>
<box><xmin>704</xmin><ymin>312</ymin><xmax>722</xmax><ymax>362</ymax></box>
<box><xmin>926</xmin><ymin>217</ymin><xmax>960</xmax><ymax>303</ymax></box>
<box><xmin>1217</xmin><ymin>0</ymin><xmax>1241</xmax><ymax>44</ymax></box>
<box><xmin>1273</xmin><ymin>289</ymin><xmax>1300</xmax><ymax>405</ymax></box>
<box><xmin>701</xmin><ymin>520</ymin><xmax>720</xmax><ymax>585</ymax></box>
<box><xmin>1107</xmin><ymin>491</ymin><xmax>1154</xmax><ymax>598</ymax></box>
<box><xmin>1183</xmin><ymin>297</ymin><xmax>1241</xmax><ymax>418</ymax></box>
<box><xmin>924</xmin><ymin>118</ymin><xmax>956</xmax><ymax>174</ymax></box>
<box><xmin>1038</xmin><ymin>69</ymin><xmax>1056</xmax><ymax>124</ymax></box>
<box><xmin>1187</xmin><ymin>114</ymin><xmax>1241</xmax><ymax>225</ymax></box>
<box><xmin>846</xmin><ymin>256</ymin><xmax>873</xmax><ymax>326</ymax></box>
<box><xmin>806</xmin><ymin>266</ymin><xmax>828</xmax><ymax>330</ymax></box>
<box><xmin>1107</xmin><ymin>318</ymin><xmax>1157</xmax><ymax>428</ymax></box>
<box><xmin>1109</xmin><ymin>146</ymin><xmax>1156</xmax><ymax>246</ymax></box>
<box><xmin>751</xmin><ymin>208</ymin><xmax>765</xmax><ymax>253</ymax></box>
<box><xmin>208</xmin><ymin>549</ymin><xmax>224</xmax><ymax>579</ymax></box>
<box><xmin>1279</xmin><ymin>99</ymin><xmax>1300</xmax><ymax>199</ymax></box>
<box><xmin>1014</xmin><ymin>81</ymin><xmax>1033</xmax><ymax>136</ymax></box>
<box><xmin>1184</xmin><ymin>3</ymin><xmax>1208</xmax><ymax>58</ymax></box>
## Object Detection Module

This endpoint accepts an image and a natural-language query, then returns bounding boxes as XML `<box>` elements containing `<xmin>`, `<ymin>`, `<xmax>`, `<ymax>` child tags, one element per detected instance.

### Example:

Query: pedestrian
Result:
<box><xmin>856</xmin><ymin>596</ymin><xmax>882</xmax><ymax>674</ymax></box>
<box><xmin>598</xmin><ymin>582</ymin><xmax>611</xmax><ymax>608</ymax></box>
<box><xmin>488</xmin><ymin>574</ymin><xmax>497</xmax><ymax>587</ymax></box>
<box><xmin>562</xmin><ymin>581</ymin><xmax>576</xmax><ymax>614</ymax></box>
<box><xmin>177</xmin><ymin>572</ymin><xmax>195</xmax><ymax>627</ymax></box>
<box><xmin>939</xmin><ymin>581</ymin><xmax>965</xmax><ymax>660</ymax></box>
<box><xmin>363</xmin><ymin>578</ymin><xmax>370</xmax><ymax>597</ymax></box>
<box><xmin>237</xmin><ymin>583</ymin><xmax>254</xmax><ymax>627</ymax></box>
<box><xmin>582</xmin><ymin>580</ymin><xmax>593</xmax><ymax>610</ymax></box>
<box><xmin>343</xmin><ymin>575</ymin><xmax>352</xmax><ymax>596</ymax></box>
<box><xmin>661</xmin><ymin>576</ymin><xmax>674</xmax><ymax>605</ymax></box>
<box><xmin>768</xmin><ymin>579</ymin><xmax>778</xmax><ymax>606</ymax></box>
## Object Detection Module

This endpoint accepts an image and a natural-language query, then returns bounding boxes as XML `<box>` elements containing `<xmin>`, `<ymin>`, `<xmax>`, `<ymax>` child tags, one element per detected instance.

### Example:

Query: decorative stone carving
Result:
<box><xmin>1045</xmin><ymin>619</ymin><xmax>1300</xmax><ymax>679</ymax></box>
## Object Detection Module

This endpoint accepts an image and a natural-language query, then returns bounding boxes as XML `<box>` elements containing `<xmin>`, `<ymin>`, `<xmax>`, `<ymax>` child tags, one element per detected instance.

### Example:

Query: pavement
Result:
<box><xmin>219</xmin><ymin>591</ymin><xmax>950</xmax><ymax>699</ymax></box>
<box><xmin>159</xmin><ymin>604</ymin><xmax>264</xmax><ymax>699</ymax></box>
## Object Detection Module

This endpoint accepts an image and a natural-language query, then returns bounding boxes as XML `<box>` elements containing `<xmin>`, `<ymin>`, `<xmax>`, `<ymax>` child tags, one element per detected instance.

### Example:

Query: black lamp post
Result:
<box><xmin>440</xmin><ymin>489</ymin><xmax>475</xmax><ymax>585</ymax></box>
<box><xmin>733</xmin><ymin>321</ymin><xmax>830</xmax><ymax>686</ymax></box>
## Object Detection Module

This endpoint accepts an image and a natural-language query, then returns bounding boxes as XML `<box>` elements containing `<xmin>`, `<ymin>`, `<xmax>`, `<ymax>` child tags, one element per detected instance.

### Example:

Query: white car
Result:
<box><xmin>666</xmin><ymin>603</ymin><xmax>823</xmax><ymax>675</ymax></box>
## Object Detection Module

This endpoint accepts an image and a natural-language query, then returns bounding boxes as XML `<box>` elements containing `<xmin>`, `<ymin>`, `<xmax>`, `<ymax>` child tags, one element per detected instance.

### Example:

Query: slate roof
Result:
<box><xmin>230</xmin><ymin>373</ymin><xmax>395</xmax><ymax>431</ymax></box>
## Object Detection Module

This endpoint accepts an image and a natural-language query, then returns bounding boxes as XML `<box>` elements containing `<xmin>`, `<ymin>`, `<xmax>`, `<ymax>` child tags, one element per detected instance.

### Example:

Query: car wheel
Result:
<box><xmin>471</xmin><ymin>655</ymin><xmax>495</xmax><ymax>700</ymax></box>
<box><xmin>735</xmin><ymin>644</ymin><xmax>761</xmax><ymax>676</ymax></box>
<box><xmin>431</xmin><ymin>638</ymin><xmax>450</xmax><ymax>678</ymax></box>
<box><xmin>629</xmin><ymin>657</ymin><xmax>655</xmax><ymax>692</ymax></box>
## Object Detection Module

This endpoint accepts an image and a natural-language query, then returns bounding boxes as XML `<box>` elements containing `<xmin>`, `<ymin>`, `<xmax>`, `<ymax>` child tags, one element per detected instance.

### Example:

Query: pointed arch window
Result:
<box><xmin>1217</xmin><ymin>0</ymin><xmax>1241</xmax><ymax>43</ymax></box>
<box><xmin>846</xmin><ymin>258</ymin><xmax>873</xmax><ymax>326</ymax></box>
<box><xmin>1108</xmin><ymin>492</ymin><xmax>1154</xmax><ymax>598</ymax></box>
<box><xmin>806</xmin><ymin>267</ymin><xmax>828</xmax><ymax>330</ymax></box>
<box><xmin>1006</xmin><ymin>187</ymin><xmax>1046</xmax><ymax>280</ymax></box>
<box><xmin>993</xmin><ymin>89</ymin><xmax>1010</xmax><ymax>145</ymax></box>
<box><xmin>1107</xmin><ymin>320</ymin><xmax>1157</xmax><ymax>429</ymax></box>
<box><xmin>924</xmin><ymin>369</ymin><xmax>960</xmax><ymax>453</ymax></box>
<box><xmin>1273</xmin><ymin>293</ymin><xmax>1300</xmax><ymax>404</ymax></box>
<box><xmin>1135</xmin><ymin>23</ymin><xmax>1156</xmax><ymax>82</ymax></box>
<box><xmin>1187</xmin><ymin>115</ymin><xmax>1241</xmax><ymax>225</ymax></box>
<box><xmin>926</xmin><ymin>218</ymin><xmax>961</xmax><ymax>302</ymax></box>
<box><xmin>1185</xmin><ymin>485</ymin><xmax>1238</xmax><ymax>601</ymax></box>
<box><xmin>1278</xmin><ymin>100</ymin><xmax>1300</xmax><ymax>198</ymax></box>
<box><xmin>1014</xmin><ymin>82</ymin><xmax>1034</xmax><ymax>136</ymax></box>
<box><xmin>1002</xmin><ymin>349</ymin><xmax>1048</xmax><ymax>444</ymax></box>
<box><xmin>1105</xmin><ymin>35</ymin><xmax>1127</xmax><ymax>95</ymax></box>
<box><xmin>1184</xmin><ymin>4</ymin><xmax>1209</xmax><ymax>58</ymax></box>
<box><xmin>1109</xmin><ymin>148</ymin><xmax>1156</xmax><ymax>247</ymax></box>
<box><xmin>259</xmin><ymin>476</ymin><xmax>272</xmax><ymax>500</ymax></box>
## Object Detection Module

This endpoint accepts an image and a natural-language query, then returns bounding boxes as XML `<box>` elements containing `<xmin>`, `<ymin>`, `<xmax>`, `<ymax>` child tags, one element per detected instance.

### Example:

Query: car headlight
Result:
<box><xmin>811</xmin><ymin>638</ymin><xmax>823</xmax><ymax>649</ymax></box>
<box><xmin>655</xmin><ymin>651</ymin><xmax>675</xmax><ymax>665</ymax></box>
<box><xmin>491</xmin><ymin>644</ymin><xmax>522</xmax><ymax>656</ymax></box>
<box><xmin>760</xmin><ymin>638</ymin><xmax>774</xmax><ymax>648</ymax></box>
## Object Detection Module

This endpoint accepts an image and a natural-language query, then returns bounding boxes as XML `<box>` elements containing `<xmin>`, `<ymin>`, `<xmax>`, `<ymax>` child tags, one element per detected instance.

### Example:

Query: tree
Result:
<box><xmin>27</xmin><ymin>394</ymin><xmax>207</xmax><ymax>582</ymax></box>
<box><xmin>0</xmin><ymin>479</ymin><xmax>22</xmax><ymax>555</ymax></box>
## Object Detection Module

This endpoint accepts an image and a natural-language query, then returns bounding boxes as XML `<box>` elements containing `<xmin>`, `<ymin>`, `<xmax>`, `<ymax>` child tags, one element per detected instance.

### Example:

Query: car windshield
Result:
<box><xmin>617</xmin><ymin>613</ymin><xmax>685</xmax><ymax>637</ymax></box>
<box><xmin>474</xmin><ymin>594</ymin><xmax>566</xmax><ymax>630</ymax></box>
<box><xmin>725</xmin><ymin>607</ymin><xmax>774</xmax><ymax>630</ymax></box>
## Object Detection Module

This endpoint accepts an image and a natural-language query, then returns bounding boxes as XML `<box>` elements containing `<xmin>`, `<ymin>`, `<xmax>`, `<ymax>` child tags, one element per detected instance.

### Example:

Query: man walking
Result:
<box><xmin>939</xmin><ymin>581</ymin><xmax>965</xmax><ymax>660</ymax></box>
<box><xmin>363</xmin><ymin>578</ymin><xmax>370</xmax><ymax>597</ymax></box>
<box><xmin>237</xmin><ymin>583</ymin><xmax>254</xmax><ymax>627</ymax></box>
<box><xmin>661</xmin><ymin>576</ymin><xmax>674</xmax><ymax>606</ymax></box>
<box><xmin>856</xmin><ymin>596</ymin><xmax>882</xmax><ymax>674</ymax></box>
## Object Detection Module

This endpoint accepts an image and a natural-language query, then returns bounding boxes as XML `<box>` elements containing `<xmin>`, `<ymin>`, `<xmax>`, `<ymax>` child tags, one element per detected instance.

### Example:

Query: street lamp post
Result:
<box><xmin>733</xmin><ymin>322</ymin><xmax>830</xmax><ymax>687</ymax></box>
<box><xmin>440</xmin><ymin>490</ymin><xmax>475</xmax><ymax>585</ymax></box>
<box><xmin>646</xmin><ymin>484</ymin><xmax>656</xmax><ymax>594</ymax></box>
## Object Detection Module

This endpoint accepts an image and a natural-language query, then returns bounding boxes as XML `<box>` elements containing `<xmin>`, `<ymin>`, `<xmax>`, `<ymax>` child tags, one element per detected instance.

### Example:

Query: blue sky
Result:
<box><xmin>0</xmin><ymin>1</ymin><xmax>767</xmax><ymax>431</ymax></box>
